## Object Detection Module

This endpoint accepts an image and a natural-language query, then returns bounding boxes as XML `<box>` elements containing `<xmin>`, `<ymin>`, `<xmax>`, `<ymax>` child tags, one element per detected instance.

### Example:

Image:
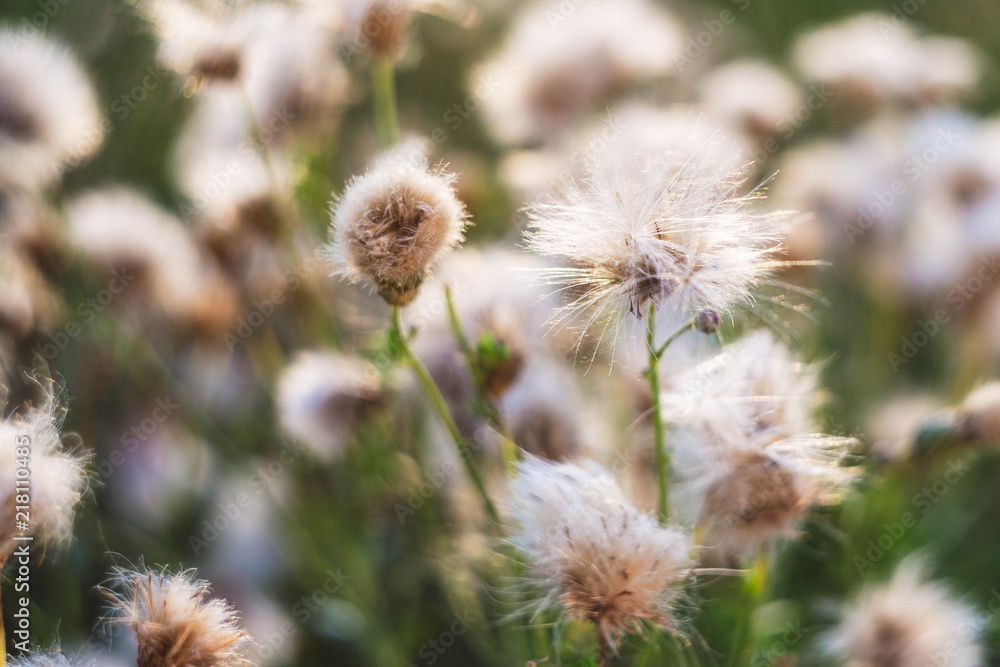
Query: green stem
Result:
<box><xmin>646</xmin><ymin>305</ymin><xmax>670</xmax><ymax>525</ymax></box>
<box><xmin>391</xmin><ymin>307</ymin><xmax>500</xmax><ymax>525</ymax></box>
<box><xmin>371</xmin><ymin>57</ymin><xmax>400</xmax><ymax>148</ymax></box>
<box><xmin>652</xmin><ymin>314</ymin><xmax>698</xmax><ymax>360</ymax></box>
<box><xmin>443</xmin><ymin>288</ymin><xmax>521</xmax><ymax>468</ymax></box>
<box><xmin>726</xmin><ymin>553</ymin><xmax>770</xmax><ymax>667</ymax></box>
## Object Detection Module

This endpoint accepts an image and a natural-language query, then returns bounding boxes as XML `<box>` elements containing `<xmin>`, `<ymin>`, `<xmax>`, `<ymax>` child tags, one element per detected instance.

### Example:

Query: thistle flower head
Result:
<box><xmin>662</xmin><ymin>333</ymin><xmax>857</xmax><ymax>563</ymax></box>
<box><xmin>508</xmin><ymin>458</ymin><xmax>692</xmax><ymax>651</ymax></box>
<box><xmin>0</xmin><ymin>28</ymin><xmax>104</xmax><ymax>189</ymax></box>
<box><xmin>345</xmin><ymin>0</ymin><xmax>413</xmax><ymax>61</ymax></box>
<box><xmin>474</xmin><ymin>0</ymin><xmax>683</xmax><ymax>146</ymax></box>
<box><xmin>0</xmin><ymin>379</ymin><xmax>89</xmax><ymax>561</ymax></box>
<box><xmin>825</xmin><ymin>557</ymin><xmax>983</xmax><ymax>667</ymax></box>
<box><xmin>106</xmin><ymin>566</ymin><xmax>254</xmax><ymax>667</ymax></box>
<box><xmin>525</xmin><ymin>143</ymin><xmax>788</xmax><ymax>356</ymax></box>
<box><xmin>276</xmin><ymin>351</ymin><xmax>382</xmax><ymax>460</ymax></box>
<box><xmin>325</xmin><ymin>152</ymin><xmax>469</xmax><ymax>306</ymax></box>
<box><xmin>68</xmin><ymin>187</ymin><xmax>239</xmax><ymax>336</ymax></box>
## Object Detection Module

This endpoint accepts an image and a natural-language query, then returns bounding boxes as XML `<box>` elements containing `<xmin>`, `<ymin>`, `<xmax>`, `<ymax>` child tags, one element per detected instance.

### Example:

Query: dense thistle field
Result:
<box><xmin>2</xmin><ymin>0</ymin><xmax>1000</xmax><ymax>666</ymax></box>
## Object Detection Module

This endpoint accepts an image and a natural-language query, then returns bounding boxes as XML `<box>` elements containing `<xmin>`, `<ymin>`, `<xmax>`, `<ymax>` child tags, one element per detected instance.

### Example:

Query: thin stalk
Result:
<box><xmin>443</xmin><ymin>287</ymin><xmax>521</xmax><ymax>469</ymax></box>
<box><xmin>597</xmin><ymin>628</ymin><xmax>611</xmax><ymax>667</ymax></box>
<box><xmin>652</xmin><ymin>314</ymin><xmax>698</xmax><ymax>359</ymax></box>
<box><xmin>371</xmin><ymin>57</ymin><xmax>400</xmax><ymax>148</ymax></box>
<box><xmin>391</xmin><ymin>307</ymin><xmax>500</xmax><ymax>525</ymax></box>
<box><xmin>646</xmin><ymin>304</ymin><xmax>669</xmax><ymax>525</ymax></box>
<box><xmin>726</xmin><ymin>553</ymin><xmax>770</xmax><ymax>667</ymax></box>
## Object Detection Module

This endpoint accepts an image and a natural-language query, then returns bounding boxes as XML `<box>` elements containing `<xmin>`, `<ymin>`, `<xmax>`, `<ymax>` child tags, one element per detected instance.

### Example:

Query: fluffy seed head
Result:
<box><xmin>525</xmin><ymin>143</ymin><xmax>788</xmax><ymax>356</ymax></box>
<box><xmin>8</xmin><ymin>651</ymin><xmax>80</xmax><ymax>667</ymax></box>
<box><xmin>345</xmin><ymin>0</ymin><xmax>412</xmax><ymax>61</ymax></box>
<box><xmin>106</xmin><ymin>566</ymin><xmax>254</xmax><ymax>667</ymax></box>
<box><xmin>276</xmin><ymin>351</ymin><xmax>382</xmax><ymax>460</ymax></box>
<box><xmin>826</xmin><ymin>557</ymin><xmax>983</xmax><ymax>667</ymax></box>
<box><xmin>0</xmin><ymin>380</ymin><xmax>89</xmax><ymax>562</ymax></box>
<box><xmin>473</xmin><ymin>0</ymin><xmax>684</xmax><ymax>145</ymax></box>
<box><xmin>663</xmin><ymin>333</ymin><xmax>857</xmax><ymax>563</ymax></box>
<box><xmin>0</xmin><ymin>28</ymin><xmax>104</xmax><ymax>189</ymax></box>
<box><xmin>325</xmin><ymin>152</ymin><xmax>469</xmax><ymax>306</ymax></box>
<box><xmin>508</xmin><ymin>458</ymin><xmax>692</xmax><ymax>650</ymax></box>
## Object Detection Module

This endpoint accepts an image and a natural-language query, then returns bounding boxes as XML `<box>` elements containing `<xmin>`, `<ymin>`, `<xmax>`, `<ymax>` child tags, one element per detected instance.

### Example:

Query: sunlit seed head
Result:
<box><xmin>0</xmin><ymin>378</ymin><xmax>89</xmax><ymax>562</ymax></box>
<box><xmin>8</xmin><ymin>651</ymin><xmax>81</xmax><ymax>667</ymax></box>
<box><xmin>525</xmin><ymin>140</ymin><xmax>790</xmax><ymax>358</ymax></box>
<box><xmin>346</xmin><ymin>0</ymin><xmax>412</xmax><ymax>61</ymax></box>
<box><xmin>0</xmin><ymin>28</ymin><xmax>104</xmax><ymax>189</ymax></box>
<box><xmin>325</xmin><ymin>151</ymin><xmax>469</xmax><ymax>306</ymax></box>
<box><xmin>826</xmin><ymin>557</ymin><xmax>983</xmax><ymax>667</ymax></box>
<box><xmin>473</xmin><ymin>0</ymin><xmax>684</xmax><ymax>146</ymax></box>
<box><xmin>508</xmin><ymin>458</ymin><xmax>692</xmax><ymax>650</ymax></box>
<box><xmin>106</xmin><ymin>566</ymin><xmax>254</xmax><ymax>667</ymax></box>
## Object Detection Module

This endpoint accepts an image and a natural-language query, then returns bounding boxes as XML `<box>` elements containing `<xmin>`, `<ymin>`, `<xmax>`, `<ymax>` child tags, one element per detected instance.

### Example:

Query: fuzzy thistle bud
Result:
<box><xmin>325</xmin><ymin>152</ymin><xmax>469</xmax><ymax>306</ymax></box>
<box><xmin>694</xmin><ymin>307</ymin><xmax>722</xmax><ymax>334</ymax></box>
<box><xmin>106</xmin><ymin>566</ymin><xmax>254</xmax><ymax>667</ymax></box>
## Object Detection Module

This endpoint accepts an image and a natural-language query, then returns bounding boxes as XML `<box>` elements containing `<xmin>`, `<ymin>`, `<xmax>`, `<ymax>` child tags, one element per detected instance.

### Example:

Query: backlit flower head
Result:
<box><xmin>0</xmin><ymin>378</ymin><xmax>89</xmax><ymax>562</ymax></box>
<box><xmin>508</xmin><ymin>457</ymin><xmax>692</xmax><ymax>652</ymax></box>
<box><xmin>825</xmin><ymin>557</ymin><xmax>983</xmax><ymax>667</ymax></box>
<box><xmin>524</xmin><ymin>139</ymin><xmax>789</xmax><ymax>356</ymax></box>
<box><xmin>325</xmin><ymin>151</ymin><xmax>469</xmax><ymax>306</ymax></box>
<box><xmin>0</xmin><ymin>28</ymin><xmax>104</xmax><ymax>189</ymax></box>
<box><xmin>474</xmin><ymin>0</ymin><xmax>684</xmax><ymax>146</ymax></box>
<box><xmin>106</xmin><ymin>565</ymin><xmax>254</xmax><ymax>667</ymax></box>
<box><xmin>276</xmin><ymin>351</ymin><xmax>383</xmax><ymax>461</ymax></box>
<box><xmin>662</xmin><ymin>333</ymin><xmax>857</xmax><ymax>564</ymax></box>
<box><xmin>697</xmin><ymin>60</ymin><xmax>803</xmax><ymax>142</ymax></box>
<box><xmin>9</xmin><ymin>651</ymin><xmax>81</xmax><ymax>667</ymax></box>
<box><xmin>68</xmin><ymin>187</ymin><xmax>239</xmax><ymax>337</ymax></box>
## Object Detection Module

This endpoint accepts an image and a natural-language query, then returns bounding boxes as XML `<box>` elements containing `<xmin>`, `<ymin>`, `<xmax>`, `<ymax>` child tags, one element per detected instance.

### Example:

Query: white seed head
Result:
<box><xmin>325</xmin><ymin>152</ymin><xmax>469</xmax><ymax>306</ymax></box>
<box><xmin>67</xmin><ymin>187</ymin><xmax>238</xmax><ymax>335</ymax></box>
<box><xmin>794</xmin><ymin>13</ymin><xmax>981</xmax><ymax>111</ymax></box>
<box><xmin>276</xmin><ymin>351</ymin><xmax>382</xmax><ymax>460</ymax></box>
<box><xmin>473</xmin><ymin>0</ymin><xmax>684</xmax><ymax>146</ymax></box>
<box><xmin>508</xmin><ymin>457</ymin><xmax>692</xmax><ymax>650</ymax></box>
<box><xmin>8</xmin><ymin>651</ymin><xmax>81</xmax><ymax>667</ymax></box>
<box><xmin>826</xmin><ymin>557</ymin><xmax>983</xmax><ymax>667</ymax></box>
<box><xmin>0</xmin><ymin>28</ymin><xmax>104</xmax><ymax>189</ymax></box>
<box><xmin>106</xmin><ymin>566</ymin><xmax>254</xmax><ymax>667</ymax></box>
<box><xmin>662</xmin><ymin>333</ymin><xmax>857</xmax><ymax>563</ymax></box>
<box><xmin>697</xmin><ymin>60</ymin><xmax>803</xmax><ymax>141</ymax></box>
<box><xmin>0</xmin><ymin>380</ymin><xmax>89</xmax><ymax>561</ymax></box>
<box><xmin>525</xmin><ymin>141</ymin><xmax>788</xmax><ymax>357</ymax></box>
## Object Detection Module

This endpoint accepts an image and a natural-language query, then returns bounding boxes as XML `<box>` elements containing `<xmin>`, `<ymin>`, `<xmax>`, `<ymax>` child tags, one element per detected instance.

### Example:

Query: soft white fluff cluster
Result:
<box><xmin>663</xmin><ymin>332</ymin><xmax>857</xmax><ymax>564</ymax></box>
<box><xmin>525</xmin><ymin>140</ymin><xmax>787</xmax><ymax>355</ymax></box>
<box><xmin>0</xmin><ymin>28</ymin><xmax>104</xmax><ymax>189</ymax></box>
<box><xmin>67</xmin><ymin>187</ymin><xmax>238</xmax><ymax>335</ymax></box>
<box><xmin>474</xmin><ymin>0</ymin><xmax>684</xmax><ymax>146</ymax></box>
<box><xmin>826</xmin><ymin>558</ymin><xmax>983</xmax><ymax>667</ymax></box>
<box><xmin>508</xmin><ymin>458</ymin><xmax>692</xmax><ymax>651</ymax></box>
<box><xmin>794</xmin><ymin>13</ymin><xmax>981</xmax><ymax>110</ymax></box>
<box><xmin>0</xmin><ymin>381</ymin><xmax>89</xmax><ymax>561</ymax></box>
